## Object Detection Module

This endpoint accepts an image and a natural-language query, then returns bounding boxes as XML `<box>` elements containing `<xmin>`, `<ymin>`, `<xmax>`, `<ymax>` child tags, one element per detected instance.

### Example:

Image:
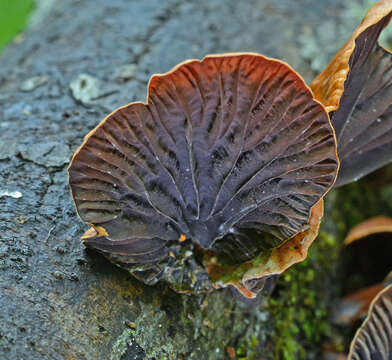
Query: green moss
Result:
<box><xmin>261</xmin><ymin>186</ymin><xmax>348</xmax><ymax>360</ymax></box>
<box><xmin>265</xmin><ymin>229</ymin><xmax>338</xmax><ymax>360</ymax></box>
<box><xmin>263</xmin><ymin>168</ymin><xmax>392</xmax><ymax>359</ymax></box>
<box><xmin>110</xmin><ymin>328</ymin><xmax>134</xmax><ymax>360</ymax></box>
<box><xmin>108</xmin><ymin>285</ymin><xmax>269</xmax><ymax>360</ymax></box>
<box><xmin>0</xmin><ymin>0</ymin><xmax>35</xmax><ymax>52</ymax></box>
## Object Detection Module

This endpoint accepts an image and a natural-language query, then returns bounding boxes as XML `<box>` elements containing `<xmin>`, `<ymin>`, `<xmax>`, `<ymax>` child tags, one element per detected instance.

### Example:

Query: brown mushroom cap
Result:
<box><xmin>348</xmin><ymin>283</ymin><xmax>392</xmax><ymax>360</ymax></box>
<box><xmin>205</xmin><ymin>198</ymin><xmax>323</xmax><ymax>298</ymax></box>
<box><xmin>68</xmin><ymin>53</ymin><xmax>338</xmax><ymax>295</ymax></box>
<box><xmin>341</xmin><ymin>216</ymin><xmax>392</xmax><ymax>299</ymax></box>
<box><xmin>344</xmin><ymin>216</ymin><xmax>392</xmax><ymax>246</ymax></box>
<box><xmin>311</xmin><ymin>0</ymin><xmax>392</xmax><ymax>113</ymax></box>
<box><xmin>332</xmin><ymin>216</ymin><xmax>392</xmax><ymax>326</ymax></box>
<box><xmin>332</xmin><ymin>283</ymin><xmax>384</xmax><ymax>327</ymax></box>
<box><xmin>311</xmin><ymin>0</ymin><xmax>392</xmax><ymax>186</ymax></box>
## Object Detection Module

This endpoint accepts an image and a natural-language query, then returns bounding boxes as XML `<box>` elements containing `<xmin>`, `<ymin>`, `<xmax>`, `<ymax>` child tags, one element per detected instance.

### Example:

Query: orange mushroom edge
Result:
<box><xmin>348</xmin><ymin>283</ymin><xmax>392</xmax><ymax>359</ymax></box>
<box><xmin>204</xmin><ymin>199</ymin><xmax>324</xmax><ymax>298</ymax></box>
<box><xmin>310</xmin><ymin>0</ymin><xmax>392</xmax><ymax>113</ymax></box>
<box><xmin>344</xmin><ymin>216</ymin><xmax>392</xmax><ymax>246</ymax></box>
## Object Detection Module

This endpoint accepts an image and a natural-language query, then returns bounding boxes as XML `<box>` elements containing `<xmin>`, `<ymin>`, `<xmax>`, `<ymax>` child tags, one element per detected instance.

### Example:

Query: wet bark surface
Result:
<box><xmin>0</xmin><ymin>1</ymin><xmax>366</xmax><ymax>359</ymax></box>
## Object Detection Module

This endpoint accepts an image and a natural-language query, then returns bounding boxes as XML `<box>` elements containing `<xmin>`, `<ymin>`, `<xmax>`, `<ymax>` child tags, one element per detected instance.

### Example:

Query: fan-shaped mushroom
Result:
<box><xmin>344</xmin><ymin>216</ymin><xmax>392</xmax><ymax>245</ymax></box>
<box><xmin>68</xmin><ymin>53</ymin><xmax>339</xmax><ymax>298</ymax></box>
<box><xmin>348</xmin><ymin>283</ymin><xmax>392</xmax><ymax>360</ymax></box>
<box><xmin>333</xmin><ymin>217</ymin><xmax>392</xmax><ymax>326</ymax></box>
<box><xmin>311</xmin><ymin>0</ymin><xmax>392</xmax><ymax>186</ymax></box>
<box><xmin>342</xmin><ymin>216</ymin><xmax>392</xmax><ymax>290</ymax></box>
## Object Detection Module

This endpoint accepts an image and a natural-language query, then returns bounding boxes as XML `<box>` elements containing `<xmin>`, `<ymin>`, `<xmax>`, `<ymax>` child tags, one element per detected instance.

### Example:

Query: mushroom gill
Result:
<box><xmin>68</xmin><ymin>53</ymin><xmax>339</xmax><ymax>297</ymax></box>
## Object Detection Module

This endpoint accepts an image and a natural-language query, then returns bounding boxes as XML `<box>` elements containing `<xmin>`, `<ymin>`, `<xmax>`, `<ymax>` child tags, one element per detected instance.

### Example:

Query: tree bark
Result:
<box><xmin>0</xmin><ymin>0</ymin><xmax>375</xmax><ymax>359</ymax></box>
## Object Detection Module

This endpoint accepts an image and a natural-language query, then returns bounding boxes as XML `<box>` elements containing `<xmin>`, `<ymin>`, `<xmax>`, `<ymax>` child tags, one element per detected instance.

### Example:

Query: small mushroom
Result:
<box><xmin>311</xmin><ymin>0</ymin><xmax>392</xmax><ymax>186</ymax></box>
<box><xmin>68</xmin><ymin>53</ymin><xmax>338</xmax><ymax>297</ymax></box>
<box><xmin>342</xmin><ymin>217</ymin><xmax>392</xmax><ymax>285</ymax></box>
<box><xmin>333</xmin><ymin>216</ymin><xmax>392</xmax><ymax>327</ymax></box>
<box><xmin>341</xmin><ymin>216</ymin><xmax>392</xmax><ymax>297</ymax></box>
<box><xmin>348</xmin><ymin>283</ymin><xmax>392</xmax><ymax>360</ymax></box>
<box><xmin>344</xmin><ymin>216</ymin><xmax>392</xmax><ymax>246</ymax></box>
<box><xmin>333</xmin><ymin>270</ymin><xmax>392</xmax><ymax>328</ymax></box>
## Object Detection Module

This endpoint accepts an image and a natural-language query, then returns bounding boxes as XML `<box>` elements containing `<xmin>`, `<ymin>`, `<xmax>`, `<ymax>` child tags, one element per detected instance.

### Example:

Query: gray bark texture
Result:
<box><xmin>0</xmin><ymin>0</ymin><xmax>368</xmax><ymax>359</ymax></box>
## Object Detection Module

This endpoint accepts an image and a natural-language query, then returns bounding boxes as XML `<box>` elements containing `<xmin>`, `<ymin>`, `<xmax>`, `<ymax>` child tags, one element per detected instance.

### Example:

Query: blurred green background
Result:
<box><xmin>0</xmin><ymin>0</ymin><xmax>34</xmax><ymax>52</ymax></box>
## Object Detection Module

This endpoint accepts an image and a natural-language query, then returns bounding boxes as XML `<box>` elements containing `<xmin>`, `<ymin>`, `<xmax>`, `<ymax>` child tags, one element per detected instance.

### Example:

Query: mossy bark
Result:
<box><xmin>0</xmin><ymin>0</ymin><xmax>387</xmax><ymax>359</ymax></box>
